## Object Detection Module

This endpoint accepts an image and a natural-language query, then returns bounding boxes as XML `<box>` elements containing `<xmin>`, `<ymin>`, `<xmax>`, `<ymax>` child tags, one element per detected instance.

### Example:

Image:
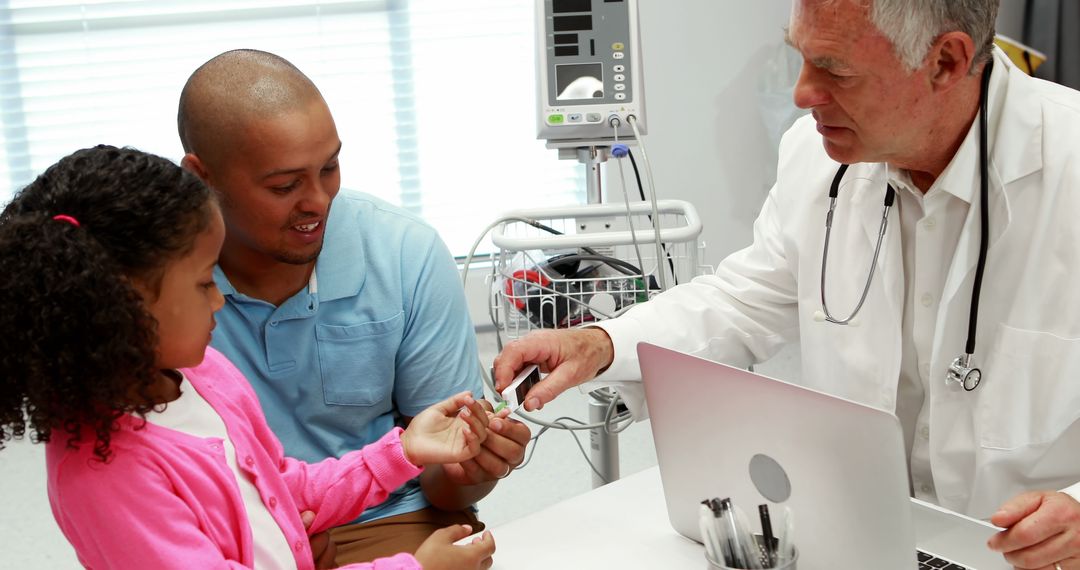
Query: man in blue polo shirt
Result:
<box><xmin>177</xmin><ymin>49</ymin><xmax>529</xmax><ymax>566</ymax></box>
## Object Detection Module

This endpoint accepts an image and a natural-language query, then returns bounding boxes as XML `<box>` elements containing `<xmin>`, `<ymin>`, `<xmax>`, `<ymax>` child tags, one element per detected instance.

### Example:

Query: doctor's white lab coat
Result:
<box><xmin>594</xmin><ymin>49</ymin><xmax>1080</xmax><ymax>518</ymax></box>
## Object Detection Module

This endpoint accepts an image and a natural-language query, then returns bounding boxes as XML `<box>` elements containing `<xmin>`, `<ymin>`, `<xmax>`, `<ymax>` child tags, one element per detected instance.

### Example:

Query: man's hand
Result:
<box><xmin>302</xmin><ymin>510</ymin><xmax>337</xmax><ymax>570</ymax></box>
<box><xmin>987</xmin><ymin>491</ymin><xmax>1080</xmax><ymax>569</ymax></box>
<box><xmin>441</xmin><ymin>403</ymin><xmax>531</xmax><ymax>486</ymax></box>
<box><xmin>414</xmin><ymin>524</ymin><xmax>495</xmax><ymax>570</ymax></box>
<box><xmin>492</xmin><ymin>328</ymin><xmax>614</xmax><ymax>411</ymax></box>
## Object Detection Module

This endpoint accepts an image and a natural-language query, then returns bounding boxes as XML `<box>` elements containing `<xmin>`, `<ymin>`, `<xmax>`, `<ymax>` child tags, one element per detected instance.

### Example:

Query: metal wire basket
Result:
<box><xmin>489</xmin><ymin>200</ymin><xmax>706</xmax><ymax>340</ymax></box>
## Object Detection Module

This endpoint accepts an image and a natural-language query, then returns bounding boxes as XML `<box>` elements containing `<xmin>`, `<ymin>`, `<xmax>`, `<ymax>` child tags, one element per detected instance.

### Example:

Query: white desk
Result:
<box><xmin>489</xmin><ymin>466</ymin><xmax>707</xmax><ymax>569</ymax></box>
<box><xmin>487</xmin><ymin>466</ymin><xmax>1009</xmax><ymax>570</ymax></box>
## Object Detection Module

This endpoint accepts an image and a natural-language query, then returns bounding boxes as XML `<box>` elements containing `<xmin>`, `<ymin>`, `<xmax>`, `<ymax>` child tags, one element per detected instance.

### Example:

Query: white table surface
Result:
<box><xmin>488</xmin><ymin>466</ymin><xmax>709</xmax><ymax>569</ymax></box>
<box><xmin>486</xmin><ymin>465</ymin><xmax>1010</xmax><ymax>570</ymax></box>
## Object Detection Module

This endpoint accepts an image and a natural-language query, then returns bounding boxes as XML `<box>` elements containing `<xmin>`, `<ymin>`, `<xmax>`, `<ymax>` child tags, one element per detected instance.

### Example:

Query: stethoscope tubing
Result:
<box><xmin>818</xmin><ymin>59</ymin><xmax>994</xmax><ymax>388</ymax></box>
<box><xmin>819</xmin><ymin>164</ymin><xmax>896</xmax><ymax>325</ymax></box>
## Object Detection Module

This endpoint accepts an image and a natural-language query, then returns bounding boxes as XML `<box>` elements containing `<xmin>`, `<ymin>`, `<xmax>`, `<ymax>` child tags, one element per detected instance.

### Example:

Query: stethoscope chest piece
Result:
<box><xmin>947</xmin><ymin>354</ymin><xmax>982</xmax><ymax>391</ymax></box>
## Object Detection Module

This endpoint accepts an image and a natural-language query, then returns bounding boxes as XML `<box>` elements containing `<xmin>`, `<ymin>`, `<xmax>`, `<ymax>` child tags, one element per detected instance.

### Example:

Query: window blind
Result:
<box><xmin>0</xmin><ymin>0</ymin><xmax>585</xmax><ymax>255</ymax></box>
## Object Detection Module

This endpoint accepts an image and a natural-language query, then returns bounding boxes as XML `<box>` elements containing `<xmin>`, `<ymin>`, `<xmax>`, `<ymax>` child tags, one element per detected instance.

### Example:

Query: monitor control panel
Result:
<box><xmin>536</xmin><ymin>0</ymin><xmax>646</xmax><ymax>143</ymax></box>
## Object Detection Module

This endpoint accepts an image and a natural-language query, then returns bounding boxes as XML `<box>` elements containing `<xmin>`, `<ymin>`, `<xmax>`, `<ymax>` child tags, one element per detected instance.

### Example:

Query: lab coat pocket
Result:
<box><xmin>316</xmin><ymin>312</ymin><xmax>403</xmax><ymax>406</ymax></box>
<box><xmin>978</xmin><ymin>324</ymin><xmax>1080</xmax><ymax>450</ymax></box>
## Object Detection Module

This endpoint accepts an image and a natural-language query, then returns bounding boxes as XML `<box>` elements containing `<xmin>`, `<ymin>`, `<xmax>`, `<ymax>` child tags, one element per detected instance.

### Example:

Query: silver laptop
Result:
<box><xmin>638</xmin><ymin>342</ymin><xmax>1008</xmax><ymax>569</ymax></box>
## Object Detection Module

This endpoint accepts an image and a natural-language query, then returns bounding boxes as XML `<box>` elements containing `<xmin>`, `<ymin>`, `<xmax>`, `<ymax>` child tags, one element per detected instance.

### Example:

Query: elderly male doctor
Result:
<box><xmin>495</xmin><ymin>0</ymin><xmax>1080</xmax><ymax>568</ymax></box>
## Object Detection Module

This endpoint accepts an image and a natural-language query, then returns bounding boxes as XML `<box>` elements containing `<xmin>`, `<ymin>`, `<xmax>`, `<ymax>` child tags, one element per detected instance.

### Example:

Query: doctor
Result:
<box><xmin>495</xmin><ymin>0</ymin><xmax>1080</xmax><ymax>568</ymax></box>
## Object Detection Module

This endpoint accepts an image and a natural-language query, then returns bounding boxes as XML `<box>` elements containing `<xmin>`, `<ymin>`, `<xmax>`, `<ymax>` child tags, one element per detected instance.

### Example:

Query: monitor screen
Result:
<box><xmin>555</xmin><ymin>63</ymin><xmax>604</xmax><ymax>100</ymax></box>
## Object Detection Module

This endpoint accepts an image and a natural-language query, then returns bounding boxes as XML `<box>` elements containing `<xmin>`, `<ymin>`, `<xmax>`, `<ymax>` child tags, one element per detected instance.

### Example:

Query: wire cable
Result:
<box><xmin>512</xmin><ymin>417</ymin><xmax>613</xmax><ymax>484</ymax></box>
<box><xmin>628</xmin><ymin>149</ymin><xmax>678</xmax><ymax>285</ymax></box>
<box><xmin>627</xmin><ymin>115</ymin><xmax>667</xmax><ymax>291</ymax></box>
<box><xmin>610</xmin><ymin>117</ymin><xmax>649</xmax><ymax>285</ymax></box>
<box><xmin>461</xmin><ymin>216</ymin><xmax>569</xmax><ymax>290</ymax></box>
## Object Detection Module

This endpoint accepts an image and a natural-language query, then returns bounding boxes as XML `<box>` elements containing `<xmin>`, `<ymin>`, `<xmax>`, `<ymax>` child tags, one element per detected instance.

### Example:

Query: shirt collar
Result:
<box><xmin>311</xmin><ymin>196</ymin><xmax>366</xmax><ymax>302</ymax></box>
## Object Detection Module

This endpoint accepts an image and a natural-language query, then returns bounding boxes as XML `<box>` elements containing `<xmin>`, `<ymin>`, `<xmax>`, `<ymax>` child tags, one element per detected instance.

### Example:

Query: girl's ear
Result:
<box><xmin>125</xmin><ymin>271</ymin><xmax>158</xmax><ymax>304</ymax></box>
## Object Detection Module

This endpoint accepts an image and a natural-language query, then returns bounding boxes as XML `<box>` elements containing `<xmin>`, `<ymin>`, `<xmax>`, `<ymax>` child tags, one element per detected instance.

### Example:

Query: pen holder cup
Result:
<box><xmin>705</xmin><ymin>533</ymin><xmax>797</xmax><ymax>570</ymax></box>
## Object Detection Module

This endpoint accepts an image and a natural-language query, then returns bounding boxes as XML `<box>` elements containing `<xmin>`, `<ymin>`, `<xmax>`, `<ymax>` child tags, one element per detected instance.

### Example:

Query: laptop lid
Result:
<box><xmin>638</xmin><ymin>342</ymin><xmax>919</xmax><ymax>567</ymax></box>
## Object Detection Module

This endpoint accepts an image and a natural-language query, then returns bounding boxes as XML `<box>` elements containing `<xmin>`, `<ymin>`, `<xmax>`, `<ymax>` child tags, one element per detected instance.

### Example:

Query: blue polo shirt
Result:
<box><xmin>210</xmin><ymin>189</ymin><xmax>482</xmax><ymax>523</ymax></box>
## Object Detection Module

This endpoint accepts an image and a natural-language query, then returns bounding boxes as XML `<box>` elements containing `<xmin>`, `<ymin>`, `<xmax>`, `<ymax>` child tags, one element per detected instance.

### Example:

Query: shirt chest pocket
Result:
<box><xmin>978</xmin><ymin>324</ymin><xmax>1080</xmax><ymax>450</ymax></box>
<box><xmin>316</xmin><ymin>312</ymin><xmax>404</xmax><ymax>406</ymax></box>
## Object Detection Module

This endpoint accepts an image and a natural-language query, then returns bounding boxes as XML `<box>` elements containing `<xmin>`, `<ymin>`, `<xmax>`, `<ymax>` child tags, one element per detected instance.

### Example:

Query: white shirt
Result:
<box><xmin>148</xmin><ymin>375</ymin><xmax>295</xmax><ymax>570</ymax></box>
<box><xmin>892</xmin><ymin>167</ymin><xmax>969</xmax><ymax>504</ymax></box>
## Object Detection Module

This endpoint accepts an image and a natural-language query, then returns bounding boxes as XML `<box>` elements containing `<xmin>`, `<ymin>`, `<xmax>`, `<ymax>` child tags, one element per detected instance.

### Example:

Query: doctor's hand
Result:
<box><xmin>493</xmin><ymin>328</ymin><xmax>614</xmax><ymax>411</ymax></box>
<box><xmin>444</xmin><ymin>403</ymin><xmax>530</xmax><ymax>484</ymax></box>
<box><xmin>987</xmin><ymin>490</ymin><xmax>1080</xmax><ymax>569</ymax></box>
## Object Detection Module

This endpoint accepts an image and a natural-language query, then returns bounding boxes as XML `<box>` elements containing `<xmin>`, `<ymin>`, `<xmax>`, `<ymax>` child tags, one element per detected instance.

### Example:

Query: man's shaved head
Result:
<box><xmin>177</xmin><ymin>49</ymin><xmax>324</xmax><ymax>165</ymax></box>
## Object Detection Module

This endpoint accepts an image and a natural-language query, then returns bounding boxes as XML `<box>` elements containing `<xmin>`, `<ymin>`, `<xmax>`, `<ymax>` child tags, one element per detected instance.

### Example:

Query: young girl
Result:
<box><xmin>0</xmin><ymin>145</ymin><xmax>496</xmax><ymax>569</ymax></box>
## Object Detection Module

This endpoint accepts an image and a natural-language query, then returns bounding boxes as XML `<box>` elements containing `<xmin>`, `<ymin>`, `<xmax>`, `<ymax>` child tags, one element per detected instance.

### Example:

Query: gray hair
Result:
<box><xmin>870</xmin><ymin>0</ymin><xmax>999</xmax><ymax>72</ymax></box>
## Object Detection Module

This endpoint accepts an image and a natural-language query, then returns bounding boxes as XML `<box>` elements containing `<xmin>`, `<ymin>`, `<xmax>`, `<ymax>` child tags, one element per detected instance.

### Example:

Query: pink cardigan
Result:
<box><xmin>46</xmin><ymin>347</ymin><xmax>423</xmax><ymax>569</ymax></box>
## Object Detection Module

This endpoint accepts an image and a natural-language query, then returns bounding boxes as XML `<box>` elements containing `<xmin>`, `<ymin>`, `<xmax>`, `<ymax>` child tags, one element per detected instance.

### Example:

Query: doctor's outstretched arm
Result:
<box><xmin>492</xmin><ymin>328</ymin><xmax>614</xmax><ymax>411</ymax></box>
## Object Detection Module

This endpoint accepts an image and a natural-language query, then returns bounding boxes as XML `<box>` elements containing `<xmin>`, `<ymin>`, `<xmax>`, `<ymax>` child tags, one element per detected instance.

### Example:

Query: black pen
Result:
<box><xmin>759</xmin><ymin>504</ymin><xmax>776</xmax><ymax>567</ymax></box>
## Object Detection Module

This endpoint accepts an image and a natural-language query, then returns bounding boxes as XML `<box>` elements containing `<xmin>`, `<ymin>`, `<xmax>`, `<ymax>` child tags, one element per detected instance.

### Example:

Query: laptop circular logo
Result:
<box><xmin>749</xmin><ymin>453</ymin><xmax>792</xmax><ymax>503</ymax></box>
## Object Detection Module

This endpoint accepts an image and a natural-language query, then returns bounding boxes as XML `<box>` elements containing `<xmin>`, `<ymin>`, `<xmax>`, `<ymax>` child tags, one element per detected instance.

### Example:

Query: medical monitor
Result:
<box><xmin>536</xmin><ymin>0</ymin><xmax>647</xmax><ymax>143</ymax></box>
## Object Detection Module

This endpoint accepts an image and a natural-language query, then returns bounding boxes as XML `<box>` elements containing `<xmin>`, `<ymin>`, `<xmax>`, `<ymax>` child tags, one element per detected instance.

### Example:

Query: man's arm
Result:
<box><xmin>392</xmin><ymin>227</ymin><xmax>530</xmax><ymax>508</ymax></box>
<box><xmin>407</xmin><ymin>408</ymin><xmax>530</xmax><ymax>510</ymax></box>
<box><xmin>419</xmin><ymin>463</ymin><xmax>497</xmax><ymax>511</ymax></box>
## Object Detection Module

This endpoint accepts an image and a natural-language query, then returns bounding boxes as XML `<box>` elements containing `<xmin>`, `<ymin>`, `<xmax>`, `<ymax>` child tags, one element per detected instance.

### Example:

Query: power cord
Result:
<box><xmin>513</xmin><ymin>416</ymin><xmax>624</xmax><ymax>485</ymax></box>
<box><xmin>628</xmin><ymin>149</ymin><xmax>678</xmax><ymax>285</ymax></box>
<box><xmin>627</xmin><ymin>115</ymin><xmax>668</xmax><ymax>291</ymax></box>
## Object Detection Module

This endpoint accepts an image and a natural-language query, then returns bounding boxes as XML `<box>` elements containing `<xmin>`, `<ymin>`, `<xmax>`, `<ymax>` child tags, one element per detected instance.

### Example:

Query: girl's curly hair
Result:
<box><xmin>0</xmin><ymin>145</ymin><xmax>214</xmax><ymax>461</ymax></box>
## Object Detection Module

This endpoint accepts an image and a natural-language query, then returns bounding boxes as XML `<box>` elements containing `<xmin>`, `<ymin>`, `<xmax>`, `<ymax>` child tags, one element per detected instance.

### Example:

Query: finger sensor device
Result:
<box><xmin>497</xmin><ymin>365</ymin><xmax>543</xmax><ymax>413</ymax></box>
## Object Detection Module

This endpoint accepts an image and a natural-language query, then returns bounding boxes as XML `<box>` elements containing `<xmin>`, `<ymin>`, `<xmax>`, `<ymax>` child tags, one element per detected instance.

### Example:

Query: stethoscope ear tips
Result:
<box><xmin>813</xmin><ymin>310</ymin><xmax>827</xmax><ymax>322</ymax></box>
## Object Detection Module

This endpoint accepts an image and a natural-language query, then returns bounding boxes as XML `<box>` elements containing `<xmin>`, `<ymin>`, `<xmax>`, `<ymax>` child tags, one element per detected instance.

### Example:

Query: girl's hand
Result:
<box><xmin>414</xmin><ymin>525</ymin><xmax>495</xmax><ymax>570</ymax></box>
<box><xmin>401</xmin><ymin>392</ymin><xmax>488</xmax><ymax>466</ymax></box>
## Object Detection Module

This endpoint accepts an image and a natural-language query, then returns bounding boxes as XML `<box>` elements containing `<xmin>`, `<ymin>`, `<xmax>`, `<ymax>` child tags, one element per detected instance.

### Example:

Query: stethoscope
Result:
<box><xmin>819</xmin><ymin>59</ymin><xmax>994</xmax><ymax>392</ymax></box>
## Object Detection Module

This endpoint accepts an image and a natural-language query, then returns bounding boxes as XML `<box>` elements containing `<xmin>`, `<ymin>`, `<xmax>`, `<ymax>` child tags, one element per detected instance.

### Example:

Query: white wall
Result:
<box><xmin>997</xmin><ymin>0</ymin><xmax>1026</xmax><ymax>39</ymax></box>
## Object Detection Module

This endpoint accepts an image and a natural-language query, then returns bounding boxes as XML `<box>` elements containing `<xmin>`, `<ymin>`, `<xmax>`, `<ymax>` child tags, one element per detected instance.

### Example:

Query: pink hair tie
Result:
<box><xmin>52</xmin><ymin>214</ymin><xmax>80</xmax><ymax>227</ymax></box>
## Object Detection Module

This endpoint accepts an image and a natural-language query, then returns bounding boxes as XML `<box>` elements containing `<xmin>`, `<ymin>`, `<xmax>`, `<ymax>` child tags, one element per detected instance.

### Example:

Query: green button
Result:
<box><xmin>548</xmin><ymin>114</ymin><xmax>565</xmax><ymax>125</ymax></box>
<box><xmin>612</xmin><ymin>42</ymin><xmax>625</xmax><ymax>50</ymax></box>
